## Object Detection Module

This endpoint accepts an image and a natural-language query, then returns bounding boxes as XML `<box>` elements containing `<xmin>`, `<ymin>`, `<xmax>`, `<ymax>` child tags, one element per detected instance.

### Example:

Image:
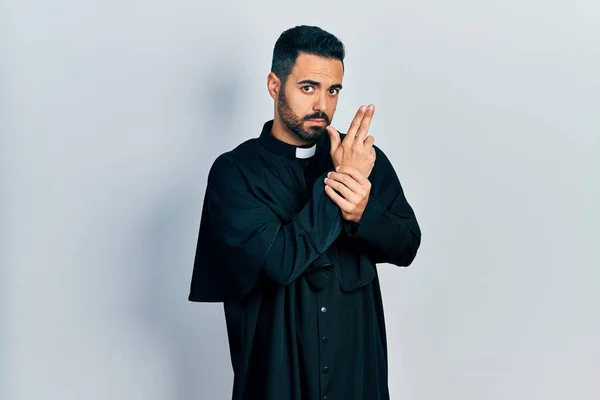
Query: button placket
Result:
<box><xmin>318</xmin><ymin>303</ymin><xmax>330</xmax><ymax>392</ymax></box>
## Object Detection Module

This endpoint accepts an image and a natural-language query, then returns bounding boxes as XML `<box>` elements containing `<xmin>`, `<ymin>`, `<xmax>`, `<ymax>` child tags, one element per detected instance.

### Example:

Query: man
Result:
<box><xmin>189</xmin><ymin>25</ymin><xmax>421</xmax><ymax>400</ymax></box>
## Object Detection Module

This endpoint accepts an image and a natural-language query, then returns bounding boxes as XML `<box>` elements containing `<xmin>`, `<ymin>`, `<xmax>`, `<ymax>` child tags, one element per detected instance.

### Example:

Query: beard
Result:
<box><xmin>277</xmin><ymin>90</ymin><xmax>330</xmax><ymax>143</ymax></box>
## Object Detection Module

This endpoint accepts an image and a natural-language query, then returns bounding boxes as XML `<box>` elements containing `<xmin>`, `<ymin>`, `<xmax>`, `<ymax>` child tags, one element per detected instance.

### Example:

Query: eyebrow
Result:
<box><xmin>297</xmin><ymin>79</ymin><xmax>343</xmax><ymax>90</ymax></box>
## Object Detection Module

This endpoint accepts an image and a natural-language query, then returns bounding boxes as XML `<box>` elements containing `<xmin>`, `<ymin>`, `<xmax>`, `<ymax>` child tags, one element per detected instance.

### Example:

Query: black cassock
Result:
<box><xmin>189</xmin><ymin>120</ymin><xmax>421</xmax><ymax>400</ymax></box>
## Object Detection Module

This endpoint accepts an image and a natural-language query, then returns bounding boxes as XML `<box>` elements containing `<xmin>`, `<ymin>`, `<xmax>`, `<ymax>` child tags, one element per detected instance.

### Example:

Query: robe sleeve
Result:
<box><xmin>342</xmin><ymin>147</ymin><xmax>421</xmax><ymax>266</ymax></box>
<box><xmin>203</xmin><ymin>154</ymin><xmax>343</xmax><ymax>299</ymax></box>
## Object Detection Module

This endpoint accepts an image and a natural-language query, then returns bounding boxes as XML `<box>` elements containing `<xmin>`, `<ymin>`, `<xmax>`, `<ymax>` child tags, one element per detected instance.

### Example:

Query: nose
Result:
<box><xmin>313</xmin><ymin>92</ymin><xmax>328</xmax><ymax>113</ymax></box>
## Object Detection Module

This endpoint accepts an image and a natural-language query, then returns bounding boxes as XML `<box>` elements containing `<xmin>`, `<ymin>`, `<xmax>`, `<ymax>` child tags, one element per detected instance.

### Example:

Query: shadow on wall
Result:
<box><xmin>138</xmin><ymin>61</ymin><xmax>244</xmax><ymax>399</ymax></box>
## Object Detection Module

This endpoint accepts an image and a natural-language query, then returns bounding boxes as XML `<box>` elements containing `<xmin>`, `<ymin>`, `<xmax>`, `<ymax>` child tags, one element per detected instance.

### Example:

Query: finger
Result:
<box><xmin>324</xmin><ymin>185</ymin><xmax>353</xmax><ymax>211</ymax></box>
<box><xmin>327</xmin><ymin>172</ymin><xmax>362</xmax><ymax>194</ymax></box>
<box><xmin>326</xmin><ymin>125</ymin><xmax>341</xmax><ymax>153</ymax></box>
<box><xmin>364</xmin><ymin>135</ymin><xmax>375</xmax><ymax>148</ymax></box>
<box><xmin>344</xmin><ymin>105</ymin><xmax>367</xmax><ymax>146</ymax></box>
<box><xmin>325</xmin><ymin>178</ymin><xmax>362</xmax><ymax>204</ymax></box>
<box><xmin>337</xmin><ymin>166</ymin><xmax>369</xmax><ymax>185</ymax></box>
<box><xmin>355</xmin><ymin>104</ymin><xmax>375</xmax><ymax>144</ymax></box>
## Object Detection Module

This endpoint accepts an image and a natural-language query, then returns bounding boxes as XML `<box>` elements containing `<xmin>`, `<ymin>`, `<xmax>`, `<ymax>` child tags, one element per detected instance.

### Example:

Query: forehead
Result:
<box><xmin>290</xmin><ymin>53</ymin><xmax>344</xmax><ymax>82</ymax></box>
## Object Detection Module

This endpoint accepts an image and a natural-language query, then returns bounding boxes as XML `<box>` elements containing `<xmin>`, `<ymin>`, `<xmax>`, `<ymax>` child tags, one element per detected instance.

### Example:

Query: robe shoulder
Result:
<box><xmin>218</xmin><ymin>137</ymin><xmax>275</xmax><ymax>169</ymax></box>
<box><xmin>187</xmin><ymin>138</ymin><xmax>274</xmax><ymax>303</ymax></box>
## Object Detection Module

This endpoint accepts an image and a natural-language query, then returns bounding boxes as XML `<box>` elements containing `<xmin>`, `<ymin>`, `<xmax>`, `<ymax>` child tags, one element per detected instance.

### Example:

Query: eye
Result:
<box><xmin>302</xmin><ymin>86</ymin><xmax>314</xmax><ymax>93</ymax></box>
<box><xmin>328</xmin><ymin>88</ymin><xmax>340</xmax><ymax>96</ymax></box>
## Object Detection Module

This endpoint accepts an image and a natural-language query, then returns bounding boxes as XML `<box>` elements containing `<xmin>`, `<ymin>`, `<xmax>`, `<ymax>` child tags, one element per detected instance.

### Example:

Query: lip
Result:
<box><xmin>306</xmin><ymin>119</ymin><xmax>327</xmax><ymax>125</ymax></box>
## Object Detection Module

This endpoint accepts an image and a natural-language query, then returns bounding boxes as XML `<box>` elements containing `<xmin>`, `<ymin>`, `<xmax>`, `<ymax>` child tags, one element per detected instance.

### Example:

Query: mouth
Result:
<box><xmin>306</xmin><ymin>119</ymin><xmax>327</xmax><ymax>125</ymax></box>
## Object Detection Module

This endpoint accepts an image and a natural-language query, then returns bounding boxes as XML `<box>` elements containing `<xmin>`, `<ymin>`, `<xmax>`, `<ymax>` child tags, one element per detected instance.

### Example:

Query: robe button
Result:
<box><xmin>320</xmin><ymin>306</ymin><xmax>327</xmax><ymax>313</ymax></box>
<box><xmin>323</xmin><ymin>395</ymin><xmax>329</xmax><ymax>400</ymax></box>
<box><xmin>322</xmin><ymin>336</ymin><xmax>329</xmax><ymax>343</ymax></box>
<box><xmin>322</xmin><ymin>366</ymin><xmax>329</xmax><ymax>374</ymax></box>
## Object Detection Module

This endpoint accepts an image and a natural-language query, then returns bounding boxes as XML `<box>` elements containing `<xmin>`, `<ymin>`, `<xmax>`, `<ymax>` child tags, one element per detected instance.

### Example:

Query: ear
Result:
<box><xmin>267</xmin><ymin>72</ymin><xmax>281</xmax><ymax>100</ymax></box>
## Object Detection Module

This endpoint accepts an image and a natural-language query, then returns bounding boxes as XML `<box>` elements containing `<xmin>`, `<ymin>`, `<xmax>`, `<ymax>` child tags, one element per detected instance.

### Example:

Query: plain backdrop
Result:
<box><xmin>2</xmin><ymin>1</ymin><xmax>599</xmax><ymax>399</ymax></box>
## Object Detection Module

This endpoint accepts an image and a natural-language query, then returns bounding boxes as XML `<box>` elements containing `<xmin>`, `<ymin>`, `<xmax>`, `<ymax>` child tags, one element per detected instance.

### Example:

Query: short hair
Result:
<box><xmin>271</xmin><ymin>25</ymin><xmax>345</xmax><ymax>85</ymax></box>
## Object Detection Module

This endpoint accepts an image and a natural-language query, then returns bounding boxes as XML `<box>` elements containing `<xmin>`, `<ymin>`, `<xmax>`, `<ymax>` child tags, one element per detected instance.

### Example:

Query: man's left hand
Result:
<box><xmin>324</xmin><ymin>166</ymin><xmax>371</xmax><ymax>223</ymax></box>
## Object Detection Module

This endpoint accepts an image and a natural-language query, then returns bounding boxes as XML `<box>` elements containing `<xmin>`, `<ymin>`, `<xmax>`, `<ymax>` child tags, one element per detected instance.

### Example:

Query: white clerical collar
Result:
<box><xmin>295</xmin><ymin>144</ymin><xmax>317</xmax><ymax>159</ymax></box>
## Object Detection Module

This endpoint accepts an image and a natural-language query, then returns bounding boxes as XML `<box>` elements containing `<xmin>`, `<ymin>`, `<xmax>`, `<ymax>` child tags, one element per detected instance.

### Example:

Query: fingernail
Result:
<box><xmin>336</xmin><ymin>166</ymin><xmax>340</xmax><ymax>171</ymax></box>
<box><xmin>360</xmin><ymin>105</ymin><xmax>366</xmax><ymax>111</ymax></box>
<box><xmin>324</xmin><ymin>177</ymin><xmax>328</xmax><ymax>183</ymax></box>
<box><xmin>327</xmin><ymin>172</ymin><xmax>331</xmax><ymax>177</ymax></box>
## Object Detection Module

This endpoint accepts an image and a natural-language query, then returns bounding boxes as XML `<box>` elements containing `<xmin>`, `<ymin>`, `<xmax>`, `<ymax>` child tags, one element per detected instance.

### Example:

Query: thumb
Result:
<box><xmin>326</xmin><ymin>125</ymin><xmax>341</xmax><ymax>151</ymax></box>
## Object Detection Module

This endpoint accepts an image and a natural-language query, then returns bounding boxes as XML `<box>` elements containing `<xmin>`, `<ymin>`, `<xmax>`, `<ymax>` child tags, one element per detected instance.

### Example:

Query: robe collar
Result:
<box><xmin>259</xmin><ymin>120</ymin><xmax>326</xmax><ymax>160</ymax></box>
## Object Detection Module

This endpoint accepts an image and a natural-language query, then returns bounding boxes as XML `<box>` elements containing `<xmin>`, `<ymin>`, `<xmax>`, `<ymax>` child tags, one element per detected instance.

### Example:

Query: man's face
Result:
<box><xmin>277</xmin><ymin>53</ymin><xmax>344</xmax><ymax>142</ymax></box>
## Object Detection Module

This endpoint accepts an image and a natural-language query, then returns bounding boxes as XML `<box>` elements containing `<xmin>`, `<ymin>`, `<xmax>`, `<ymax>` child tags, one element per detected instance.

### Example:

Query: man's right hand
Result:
<box><xmin>326</xmin><ymin>104</ymin><xmax>376</xmax><ymax>178</ymax></box>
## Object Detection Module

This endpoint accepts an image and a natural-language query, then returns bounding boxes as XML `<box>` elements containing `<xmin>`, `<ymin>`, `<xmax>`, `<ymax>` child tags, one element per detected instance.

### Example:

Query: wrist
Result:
<box><xmin>345</xmin><ymin>214</ymin><xmax>362</xmax><ymax>224</ymax></box>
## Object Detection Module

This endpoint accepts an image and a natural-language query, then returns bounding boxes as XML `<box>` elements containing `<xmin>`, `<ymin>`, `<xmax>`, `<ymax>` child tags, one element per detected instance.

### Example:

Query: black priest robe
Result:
<box><xmin>189</xmin><ymin>120</ymin><xmax>421</xmax><ymax>400</ymax></box>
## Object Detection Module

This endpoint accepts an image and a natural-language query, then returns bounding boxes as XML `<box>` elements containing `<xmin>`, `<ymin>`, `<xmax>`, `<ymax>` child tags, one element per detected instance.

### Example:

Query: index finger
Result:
<box><xmin>336</xmin><ymin>166</ymin><xmax>369</xmax><ymax>185</ymax></box>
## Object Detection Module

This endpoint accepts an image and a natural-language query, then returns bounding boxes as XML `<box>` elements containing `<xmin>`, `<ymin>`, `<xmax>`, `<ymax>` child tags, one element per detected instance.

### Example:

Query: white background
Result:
<box><xmin>2</xmin><ymin>1</ymin><xmax>599</xmax><ymax>399</ymax></box>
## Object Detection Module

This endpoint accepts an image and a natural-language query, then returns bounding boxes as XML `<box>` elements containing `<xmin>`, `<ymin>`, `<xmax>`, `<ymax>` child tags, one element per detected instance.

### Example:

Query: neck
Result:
<box><xmin>271</xmin><ymin>114</ymin><xmax>313</xmax><ymax>147</ymax></box>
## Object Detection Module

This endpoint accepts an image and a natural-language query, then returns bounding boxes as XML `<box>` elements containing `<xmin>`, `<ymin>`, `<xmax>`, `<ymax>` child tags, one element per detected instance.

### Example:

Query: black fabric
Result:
<box><xmin>189</xmin><ymin>120</ymin><xmax>421</xmax><ymax>399</ymax></box>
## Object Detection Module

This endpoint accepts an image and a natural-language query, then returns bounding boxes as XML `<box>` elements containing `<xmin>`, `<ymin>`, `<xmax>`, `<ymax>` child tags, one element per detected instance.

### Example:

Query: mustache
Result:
<box><xmin>303</xmin><ymin>113</ymin><xmax>330</xmax><ymax>124</ymax></box>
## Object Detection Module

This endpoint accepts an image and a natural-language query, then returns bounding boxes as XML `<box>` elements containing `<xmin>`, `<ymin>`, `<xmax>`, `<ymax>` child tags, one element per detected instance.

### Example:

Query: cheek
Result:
<box><xmin>287</xmin><ymin>92</ymin><xmax>312</xmax><ymax>114</ymax></box>
<box><xmin>328</xmin><ymin>98</ymin><xmax>339</xmax><ymax>115</ymax></box>
<box><xmin>296</xmin><ymin>100</ymin><xmax>312</xmax><ymax>114</ymax></box>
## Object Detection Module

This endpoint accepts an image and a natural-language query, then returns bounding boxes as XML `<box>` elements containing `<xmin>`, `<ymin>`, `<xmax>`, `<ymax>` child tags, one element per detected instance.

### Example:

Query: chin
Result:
<box><xmin>299</xmin><ymin>128</ymin><xmax>325</xmax><ymax>142</ymax></box>
<box><xmin>305</xmin><ymin>123</ymin><xmax>327</xmax><ymax>134</ymax></box>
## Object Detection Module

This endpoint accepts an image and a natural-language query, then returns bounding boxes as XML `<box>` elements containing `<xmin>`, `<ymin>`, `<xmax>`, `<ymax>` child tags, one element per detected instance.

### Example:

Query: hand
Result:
<box><xmin>323</xmin><ymin>166</ymin><xmax>372</xmax><ymax>223</ymax></box>
<box><xmin>327</xmin><ymin>104</ymin><xmax>376</xmax><ymax>178</ymax></box>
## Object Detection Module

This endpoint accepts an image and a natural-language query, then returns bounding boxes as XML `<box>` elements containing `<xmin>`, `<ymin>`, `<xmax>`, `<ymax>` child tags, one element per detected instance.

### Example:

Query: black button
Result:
<box><xmin>320</xmin><ymin>306</ymin><xmax>327</xmax><ymax>313</ymax></box>
<box><xmin>322</xmin><ymin>336</ymin><xmax>329</xmax><ymax>343</ymax></box>
<box><xmin>322</xmin><ymin>366</ymin><xmax>329</xmax><ymax>374</ymax></box>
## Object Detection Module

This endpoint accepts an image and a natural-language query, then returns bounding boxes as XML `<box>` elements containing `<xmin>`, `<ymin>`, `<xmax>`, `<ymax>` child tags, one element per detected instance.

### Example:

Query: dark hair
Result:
<box><xmin>271</xmin><ymin>25</ymin><xmax>345</xmax><ymax>85</ymax></box>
